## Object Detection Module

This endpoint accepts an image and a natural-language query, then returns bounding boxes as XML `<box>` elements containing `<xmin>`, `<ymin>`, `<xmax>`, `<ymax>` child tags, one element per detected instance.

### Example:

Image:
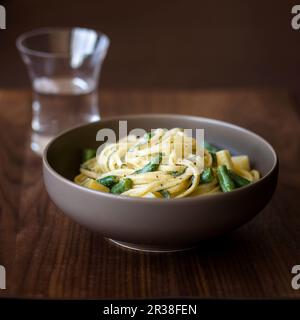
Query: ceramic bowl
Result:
<box><xmin>43</xmin><ymin>114</ymin><xmax>278</xmax><ymax>252</ymax></box>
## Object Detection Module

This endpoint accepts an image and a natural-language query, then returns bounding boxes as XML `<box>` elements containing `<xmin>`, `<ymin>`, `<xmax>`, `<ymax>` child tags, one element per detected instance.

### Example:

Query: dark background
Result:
<box><xmin>0</xmin><ymin>0</ymin><xmax>300</xmax><ymax>89</ymax></box>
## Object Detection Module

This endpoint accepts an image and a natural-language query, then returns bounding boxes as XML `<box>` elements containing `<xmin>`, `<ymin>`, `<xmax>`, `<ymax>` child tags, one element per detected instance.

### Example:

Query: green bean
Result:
<box><xmin>144</xmin><ymin>131</ymin><xmax>153</xmax><ymax>141</ymax></box>
<box><xmin>204</xmin><ymin>142</ymin><xmax>219</xmax><ymax>153</ymax></box>
<box><xmin>134</xmin><ymin>153</ymin><xmax>162</xmax><ymax>174</ymax></box>
<box><xmin>159</xmin><ymin>190</ymin><xmax>171</xmax><ymax>198</ymax></box>
<box><xmin>204</xmin><ymin>142</ymin><xmax>219</xmax><ymax>166</ymax></box>
<box><xmin>97</xmin><ymin>175</ymin><xmax>119</xmax><ymax>188</ymax></box>
<box><xmin>229</xmin><ymin>170</ymin><xmax>250</xmax><ymax>187</ymax></box>
<box><xmin>200</xmin><ymin>168</ymin><xmax>214</xmax><ymax>184</ymax></box>
<box><xmin>217</xmin><ymin>165</ymin><xmax>236</xmax><ymax>192</ymax></box>
<box><xmin>82</xmin><ymin>148</ymin><xmax>96</xmax><ymax>162</ymax></box>
<box><xmin>130</xmin><ymin>131</ymin><xmax>153</xmax><ymax>151</ymax></box>
<box><xmin>111</xmin><ymin>178</ymin><xmax>133</xmax><ymax>194</ymax></box>
<box><xmin>210</xmin><ymin>153</ymin><xmax>217</xmax><ymax>166</ymax></box>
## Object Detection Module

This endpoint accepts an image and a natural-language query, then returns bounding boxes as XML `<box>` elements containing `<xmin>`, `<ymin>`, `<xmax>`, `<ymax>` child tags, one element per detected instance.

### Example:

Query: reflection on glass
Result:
<box><xmin>16</xmin><ymin>27</ymin><xmax>110</xmax><ymax>155</ymax></box>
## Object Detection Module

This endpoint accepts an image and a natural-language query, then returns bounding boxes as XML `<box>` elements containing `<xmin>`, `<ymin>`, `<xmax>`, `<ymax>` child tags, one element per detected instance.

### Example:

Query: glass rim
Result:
<box><xmin>16</xmin><ymin>27</ymin><xmax>110</xmax><ymax>58</ymax></box>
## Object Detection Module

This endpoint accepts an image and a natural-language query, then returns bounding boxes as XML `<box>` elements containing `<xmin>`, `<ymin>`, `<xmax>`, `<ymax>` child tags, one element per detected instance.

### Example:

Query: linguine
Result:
<box><xmin>75</xmin><ymin>128</ymin><xmax>260</xmax><ymax>198</ymax></box>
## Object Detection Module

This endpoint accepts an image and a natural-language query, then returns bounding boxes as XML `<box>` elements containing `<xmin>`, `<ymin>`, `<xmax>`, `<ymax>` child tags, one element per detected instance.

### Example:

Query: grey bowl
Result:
<box><xmin>43</xmin><ymin>114</ymin><xmax>278</xmax><ymax>252</ymax></box>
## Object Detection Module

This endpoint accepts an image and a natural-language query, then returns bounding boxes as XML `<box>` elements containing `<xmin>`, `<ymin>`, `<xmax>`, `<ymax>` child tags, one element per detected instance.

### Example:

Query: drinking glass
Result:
<box><xmin>16</xmin><ymin>27</ymin><xmax>110</xmax><ymax>155</ymax></box>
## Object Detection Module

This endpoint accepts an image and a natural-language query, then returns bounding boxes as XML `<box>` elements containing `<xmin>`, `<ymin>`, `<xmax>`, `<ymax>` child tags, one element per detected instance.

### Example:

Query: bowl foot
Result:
<box><xmin>107</xmin><ymin>238</ymin><xmax>195</xmax><ymax>253</ymax></box>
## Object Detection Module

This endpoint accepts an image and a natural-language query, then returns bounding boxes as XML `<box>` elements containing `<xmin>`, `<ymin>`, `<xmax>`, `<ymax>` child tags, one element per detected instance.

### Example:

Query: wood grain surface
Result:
<box><xmin>0</xmin><ymin>89</ymin><xmax>299</xmax><ymax>299</ymax></box>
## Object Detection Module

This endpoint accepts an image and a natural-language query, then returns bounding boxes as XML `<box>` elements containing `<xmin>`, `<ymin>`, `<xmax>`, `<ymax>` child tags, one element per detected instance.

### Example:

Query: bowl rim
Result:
<box><xmin>43</xmin><ymin>113</ymin><xmax>278</xmax><ymax>204</ymax></box>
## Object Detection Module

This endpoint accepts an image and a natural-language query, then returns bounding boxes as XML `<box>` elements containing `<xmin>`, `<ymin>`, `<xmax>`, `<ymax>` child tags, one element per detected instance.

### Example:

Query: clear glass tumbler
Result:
<box><xmin>16</xmin><ymin>27</ymin><xmax>110</xmax><ymax>155</ymax></box>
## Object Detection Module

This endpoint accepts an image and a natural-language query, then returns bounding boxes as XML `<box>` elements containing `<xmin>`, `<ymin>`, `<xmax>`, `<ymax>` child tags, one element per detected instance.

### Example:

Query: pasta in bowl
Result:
<box><xmin>43</xmin><ymin>114</ymin><xmax>278</xmax><ymax>251</ymax></box>
<box><xmin>75</xmin><ymin>128</ymin><xmax>260</xmax><ymax>199</ymax></box>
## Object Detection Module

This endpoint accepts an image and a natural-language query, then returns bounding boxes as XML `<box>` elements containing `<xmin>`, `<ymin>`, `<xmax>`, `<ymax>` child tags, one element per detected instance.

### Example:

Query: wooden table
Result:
<box><xmin>0</xmin><ymin>89</ymin><xmax>299</xmax><ymax>299</ymax></box>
